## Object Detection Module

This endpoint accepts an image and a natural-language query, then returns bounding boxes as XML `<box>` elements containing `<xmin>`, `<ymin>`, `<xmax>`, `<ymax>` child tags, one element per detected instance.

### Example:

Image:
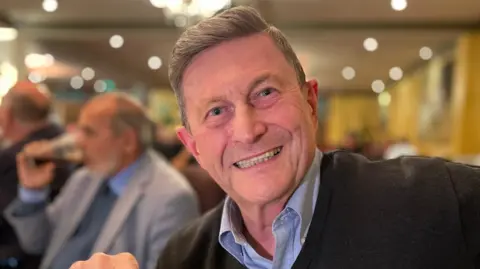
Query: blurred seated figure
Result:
<box><xmin>3</xmin><ymin>93</ymin><xmax>199</xmax><ymax>269</ymax></box>
<box><xmin>152</xmin><ymin>123</ymin><xmax>184</xmax><ymax>161</ymax></box>
<box><xmin>339</xmin><ymin>132</ymin><xmax>366</xmax><ymax>154</ymax></box>
<box><xmin>153</xmin><ymin>124</ymin><xmax>225</xmax><ymax>213</ymax></box>
<box><xmin>384</xmin><ymin>138</ymin><xmax>418</xmax><ymax>160</ymax></box>
<box><xmin>171</xmin><ymin>148</ymin><xmax>226</xmax><ymax>213</ymax></box>
<box><xmin>0</xmin><ymin>82</ymin><xmax>72</xmax><ymax>269</ymax></box>
<box><xmin>0</xmin><ymin>127</ymin><xmax>5</xmax><ymax>149</ymax></box>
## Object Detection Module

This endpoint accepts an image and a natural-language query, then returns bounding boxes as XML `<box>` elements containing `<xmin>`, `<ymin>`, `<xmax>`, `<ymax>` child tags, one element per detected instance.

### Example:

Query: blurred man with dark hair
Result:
<box><xmin>0</xmin><ymin>82</ymin><xmax>72</xmax><ymax>269</ymax></box>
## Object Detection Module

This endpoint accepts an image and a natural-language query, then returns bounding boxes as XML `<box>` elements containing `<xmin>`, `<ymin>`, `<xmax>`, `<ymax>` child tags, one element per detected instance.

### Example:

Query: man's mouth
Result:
<box><xmin>233</xmin><ymin>147</ymin><xmax>282</xmax><ymax>169</ymax></box>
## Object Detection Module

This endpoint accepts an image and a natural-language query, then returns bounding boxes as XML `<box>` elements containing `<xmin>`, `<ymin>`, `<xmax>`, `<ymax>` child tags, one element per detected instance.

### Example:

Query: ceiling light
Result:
<box><xmin>0</xmin><ymin>62</ymin><xmax>18</xmax><ymax>97</ymax></box>
<box><xmin>378</xmin><ymin>92</ymin><xmax>392</xmax><ymax>107</ymax></box>
<box><xmin>28</xmin><ymin>72</ymin><xmax>45</xmax><ymax>84</ymax></box>
<box><xmin>342</xmin><ymin>66</ymin><xmax>356</xmax><ymax>80</ymax></box>
<box><xmin>150</xmin><ymin>0</ymin><xmax>167</xmax><ymax>8</ymax></box>
<box><xmin>165</xmin><ymin>0</ymin><xmax>189</xmax><ymax>13</ymax></box>
<box><xmin>419</xmin><ymin>46</ymin><xmax>433</xmax><ymax>60</ymax></box>
<box><xmin>81</xmin><ymin>67</ymin><xmax>95</xmax><ymax>81</ymax></box>
<box><xmin>109</xmin><ymin>35</ymin><xmax>124</xmax><ymax>49</ymax></box>
<box><xmin>371</xmin><ymin>80</ymin><xmax>385</xmax><ymax>93</ymax></box>
<box><xmin>391</xmin><ymin>0</ymin><xmax>407</xmax><ymax>11</ymax></box>
<box><xmin>44</xmin><ymin>54</ymin><xmax>55</xmax><ymax>67</ymax></box>
<box><xmin>42</xmin><ymin>0</ymin><xmax>58</xmax><ymax>12</ymax></box>
<box><xmin>196</xmin><ymin>0</ymin><xmax>231</xmax><ymax>13</ymax></box>
<box><xmin>24</xmin><ymin>53</ymin><xmax>55</xmax><ymax>69</ymax></box>
<box><xmin>70</xmin><ymin>76</ymin><xmax>84</xmax><ymax>90</ymax></box>
<box><xmin>162</xmin><ymin>0</ymin><xmax>231</xmax><ymax>27</ymax></box>
<box><xmin>0</xmin><ymin>28</ymin><xmax>18</xmax><ymax>42</ymax></box>
<box><xmin>25</xmin><ymin>54</ymin><xmax>44</xmax><ymax>69</ymax></box>
<box><xmin>94</xmin><ymin>80</ymin><xmax>107</xmax><ymax>93</ymax></box>
<box><xmin>389</xmin><ymin>67</ymin><xmax>403</xmax><ymax>81</ymax></box>
<box><xmin>363</xmin><ymin>38</ymin><xmax>378</xmax><ymax>52</ymax></box>
<box><xmin>174</xmin><ymin>16</ymin><xmax>188</xmax><ymax>27</ymax></box>
<box><xmin>148</xmin><ymin>56</ymin><xmax>163</xmax><ymax>70</ymax></box>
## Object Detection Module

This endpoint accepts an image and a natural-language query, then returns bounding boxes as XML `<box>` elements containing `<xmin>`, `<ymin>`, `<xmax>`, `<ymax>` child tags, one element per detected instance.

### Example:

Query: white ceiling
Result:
<box><xmin>0</xmin><ymin>0</ymin><xmax>478</xmax><ymax>92</ymax></box>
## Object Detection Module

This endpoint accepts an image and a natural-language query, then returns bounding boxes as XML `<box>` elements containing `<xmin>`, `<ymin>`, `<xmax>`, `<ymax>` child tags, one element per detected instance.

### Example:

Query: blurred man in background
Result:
<box><xmin>0</xmin><ymin>82</ymin><xmax>71</xmax><ymax>269</ymax></box>
<box><xmin>152</xmin><ymin>123</ymin><xmax>225</xmax><ymax>213</ymax></box>
<box><xmin>383</xmin><ymin>138</ymin><xmax>418</xmax><ymax>159</ymax></box>
<box><xmin>4</xmin><ymin>93</ymin><xmax>199</xmax><ymax>269</ymax></box>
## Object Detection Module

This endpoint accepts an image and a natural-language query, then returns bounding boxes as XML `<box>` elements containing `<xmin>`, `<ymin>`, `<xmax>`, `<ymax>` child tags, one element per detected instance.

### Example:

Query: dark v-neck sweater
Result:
<box><xmin>157</xmin><ymin>151</ymin><xmax>480</xmax><ymax>269</ymax></box>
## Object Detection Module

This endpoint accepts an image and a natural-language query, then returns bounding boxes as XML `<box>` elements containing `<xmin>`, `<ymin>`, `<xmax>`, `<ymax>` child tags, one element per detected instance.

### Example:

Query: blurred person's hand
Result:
<box><xmin>17</xmin><ymin>142</ymin><xmax>56</xmax><ymax>189</ymax></box>
<box><xmin>70</xmin><ymin>253</ymin><xmax>139</xmax><ymax>269</ymax></box>
<box><xmin>23</xmin><ymin>140</ymin><xmax>55</xmax><ymax>158</ymax></box>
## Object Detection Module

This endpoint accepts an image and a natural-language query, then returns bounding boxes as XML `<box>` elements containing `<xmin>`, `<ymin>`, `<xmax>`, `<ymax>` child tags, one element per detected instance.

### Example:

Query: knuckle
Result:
<box><xmin>91</xmin><ymin>252</ymin><xmax>109</xmax><ymax>259</ymax></box>
<box><xmin>70</xmin><ymin>260</ymin><xmax>84</xmax><ymax>269</ymax></box>
<box><xmin>117</xmin><ymin>252</ymin><xmax>134</xmax><ymax>258</ymax></box>
<box><xmin>116</xmin><ymin>252</ymin><xmax>139</xmax><ymax>267</ymax></box>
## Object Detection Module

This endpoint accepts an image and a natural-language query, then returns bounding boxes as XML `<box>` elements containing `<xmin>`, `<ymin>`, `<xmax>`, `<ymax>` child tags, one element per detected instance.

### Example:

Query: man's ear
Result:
<box><xmin>176</xmin><ymin>126</ymin><xmax>199</xmax><ymax>158</ymax></box>
<box><xmin>305</xmin><ymin>79</ymin><xmax>319</xmax><ymax>118</ymax></box>
<box><xmin>122</xmin><ymin>128</ymin><xmax>138</xmax><ymax>154</ymax></box>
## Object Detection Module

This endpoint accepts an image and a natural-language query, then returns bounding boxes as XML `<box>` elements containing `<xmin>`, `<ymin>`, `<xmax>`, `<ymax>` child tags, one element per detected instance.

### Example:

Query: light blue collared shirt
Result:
<box><xmin>219</xmin><ymin>150</ymin><xmax>322</xmax><ymax>269</ymax></box>
<box><xmin>19</xmin><ymin>154</ymin><xmax>145</xmax><ymax>203</ymax></box>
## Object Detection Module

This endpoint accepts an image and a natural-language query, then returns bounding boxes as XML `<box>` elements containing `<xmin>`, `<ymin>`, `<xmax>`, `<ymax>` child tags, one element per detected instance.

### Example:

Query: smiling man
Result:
<box><xmin>72</xmin><ymin>6</ymin><xmax>480</xmax><ymax>269</ymax></box>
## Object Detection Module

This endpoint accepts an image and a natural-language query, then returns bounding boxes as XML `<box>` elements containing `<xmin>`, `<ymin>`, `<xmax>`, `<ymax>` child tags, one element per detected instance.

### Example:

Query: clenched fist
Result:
<box><xmin>70</xmin><ymin>253</ymin><xmax>139</xmax><ymax>269</ymax></box>
<box><xmin>17</xmin><ymin>151</ymin><xmax>55</xmax><ymax>190</ymax></box>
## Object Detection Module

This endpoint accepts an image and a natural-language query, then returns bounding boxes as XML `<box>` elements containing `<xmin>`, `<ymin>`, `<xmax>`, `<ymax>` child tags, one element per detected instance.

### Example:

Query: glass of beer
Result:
<box><xmin>23</xmin><ymin>132</ymin><xmax>84</xmax><ymax>167</ymax></box>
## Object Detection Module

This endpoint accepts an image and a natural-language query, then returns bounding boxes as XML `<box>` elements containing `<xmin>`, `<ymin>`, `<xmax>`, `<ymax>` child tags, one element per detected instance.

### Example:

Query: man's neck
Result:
<box><xmin>109</xmin><ymin>151</ymin><xmax>144</xmax><ymax>177</ymax></box>
<box><xmin>235</xmin><ymin>148</ymin><xmax>318</xmax><ymax>259</ymax></box>
<box><xmin>239</xmin><ymin>198</ymin><xmax>289</xmax><ymax>259</ymax></box>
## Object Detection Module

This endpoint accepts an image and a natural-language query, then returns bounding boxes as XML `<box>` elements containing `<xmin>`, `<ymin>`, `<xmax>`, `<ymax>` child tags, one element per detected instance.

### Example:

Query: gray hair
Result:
<box><xmin>108</xmin><ymin>93</ymin><xmax>154</xmax><ymax>150</ymax></box>
<box><xmin>169</xmin><ymin>6</ymin><xmax>306</xmax><ymax>129</ymax></box>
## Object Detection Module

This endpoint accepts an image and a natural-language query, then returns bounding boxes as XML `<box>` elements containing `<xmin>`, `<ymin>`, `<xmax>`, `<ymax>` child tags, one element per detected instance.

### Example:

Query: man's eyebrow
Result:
<box><xmin>200</xmin><ymin>96</ymin><xmax>228</xmax><ymax>109</ymax></box>
<box><xmin>247</xmin><ymin>73</ymin><xmax>272</xmax><ymax>93</ymax></box>
<box><xmin>197</xmin><ymin>73</ymin><xmax>276</xmax><ymax>107</ymax></box>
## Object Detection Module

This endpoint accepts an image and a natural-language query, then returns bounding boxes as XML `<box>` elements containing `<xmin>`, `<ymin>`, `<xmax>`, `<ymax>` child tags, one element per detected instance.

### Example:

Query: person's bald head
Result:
<box><xmin>80</xmin><ymin>92</ymin><xmax>153</xmax><ymax>150</ymax></box>
<box><xmin>2</xmin><ymin>81</ymin><xmax>51</xmax><ymax>124</ymax></box>
<box><xmin>76</xmin><ymin>93</ymin><xmax>153</xmax><ymax>175</ymax></box>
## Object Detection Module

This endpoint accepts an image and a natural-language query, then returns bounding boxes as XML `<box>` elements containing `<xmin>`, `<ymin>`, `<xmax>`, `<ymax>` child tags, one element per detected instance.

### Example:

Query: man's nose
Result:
<box><xmin>74</xmin><ymin>133</ymin><xmax>86</xmax><ymax>148</ymax></box>
<box><xmin>231</xmin><ymin>106</ymin><xmax>267</xmax><ymax>144</ymax></box>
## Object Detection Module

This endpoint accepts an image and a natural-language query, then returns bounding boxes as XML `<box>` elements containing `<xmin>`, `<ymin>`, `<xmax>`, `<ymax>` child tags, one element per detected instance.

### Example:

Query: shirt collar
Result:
<box><xmin>282</xmin><ymin>149</ymin><xmax>322</xmax><ymax>238</ymax></box>
<box><xmin>107</xmin><ymin>153</ymin><xmax>145</xmax><ymax>196</ymax></box>
<box><xmin>219</xmin><ymin>149</ymin><xmax>323</xmax><ymax>245</ymax></box>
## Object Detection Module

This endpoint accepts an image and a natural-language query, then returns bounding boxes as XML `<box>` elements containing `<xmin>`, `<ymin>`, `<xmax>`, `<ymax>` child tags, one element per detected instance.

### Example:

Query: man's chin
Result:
<box><xmin>88</xmin><ymin>165</ymin><xmax>115</xmax><ymax>179</ymax></box>
<box><xmin>235</xmin><ymin>185</ymin><xmax>289</xmax><ymax>205</ymax></box>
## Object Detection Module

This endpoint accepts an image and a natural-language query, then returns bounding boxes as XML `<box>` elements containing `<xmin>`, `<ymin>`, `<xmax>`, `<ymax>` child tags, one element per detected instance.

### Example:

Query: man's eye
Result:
<box><xmin>208</xmin><ymin>107</ymin><xmax>224</xmax><ymax>117</ymax></box>
<box><xmin>81</xmin><ymin>128</ymin><xmax>95</xmax><ymax>137</ymax></box>
<box><xmin>258</xmin><ymin>88</ymin><xmax>274</xmax><ymax>97</ymax></box>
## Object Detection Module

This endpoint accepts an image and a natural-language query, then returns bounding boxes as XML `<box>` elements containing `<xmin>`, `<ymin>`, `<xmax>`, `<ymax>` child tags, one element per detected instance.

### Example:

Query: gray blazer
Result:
<box><xmin>4</xmin><ymin>150</ymin><xmax>200</xmax><ymax>269</ymax></box>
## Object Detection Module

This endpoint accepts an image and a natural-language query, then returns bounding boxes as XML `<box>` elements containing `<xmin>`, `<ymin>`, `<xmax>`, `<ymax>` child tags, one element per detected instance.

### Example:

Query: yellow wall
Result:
<box><xmin>387</xmin><ymin>62</ymin><xmax>454</xmax><ymax>157</ymax></box>
<box><xmin>325</xmin><ymin>94</ymin><xmax>381</xmax><ymax>146</ymax></box>
<box><xmin>387</xmin><ymin>71</ymin><xmax>422</xmax><ymax>144</ymax></box>
<box><xmin>386</xmin><ymin>32</ymin><xmax>480</xmax><ymax>157</ymax></box>
<box><xmin>450</xmin><ymin>33</ymin><xmax>480</xmax><ymax>155</ymax></box>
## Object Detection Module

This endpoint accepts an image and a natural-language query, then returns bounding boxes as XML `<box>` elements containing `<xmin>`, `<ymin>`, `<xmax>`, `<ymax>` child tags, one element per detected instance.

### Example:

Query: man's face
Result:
<box><xmin>177</xmin><ymin>33</ymin><xmax>319</xmax><ymax>207</ymax></box>
<box><xmin>76</xmin><ymin>107</ymin><xmax>124</xmax><ymax>177</ymax></box>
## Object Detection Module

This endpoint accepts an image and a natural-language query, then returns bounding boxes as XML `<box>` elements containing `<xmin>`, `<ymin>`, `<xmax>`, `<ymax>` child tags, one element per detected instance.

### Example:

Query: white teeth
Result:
<box><xmin>235</xmin><ymin>147</ymin><xmax>282</xmax><ymax>169</ymax></box>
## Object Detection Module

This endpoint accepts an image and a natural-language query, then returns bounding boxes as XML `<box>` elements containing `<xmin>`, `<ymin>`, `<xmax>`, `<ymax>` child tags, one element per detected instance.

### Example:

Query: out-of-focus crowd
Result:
<box><xmin>0</xmin><ymin>82</ymin><xmax>225</xmax><ymax>269</ymax></box>
<box><xmin>320</xmin><ymin>130</ymin><xmax>418</xmax><ymax>161</ymax></box>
